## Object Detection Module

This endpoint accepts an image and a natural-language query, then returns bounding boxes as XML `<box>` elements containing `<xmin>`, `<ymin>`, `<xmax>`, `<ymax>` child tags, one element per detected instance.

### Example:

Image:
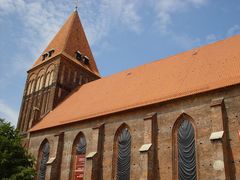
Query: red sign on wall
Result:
<box><xmin>74</xmin><ymin>154</ymin><xmax>85</xmax><ymax>180</ymax></box>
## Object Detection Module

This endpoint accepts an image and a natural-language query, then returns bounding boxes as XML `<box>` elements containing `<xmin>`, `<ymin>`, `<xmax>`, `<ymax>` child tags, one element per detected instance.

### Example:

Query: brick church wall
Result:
<box><xmin>28</xmin><ymin>84</ymin><xmax>240</xmax><ymax>179</ymax></box>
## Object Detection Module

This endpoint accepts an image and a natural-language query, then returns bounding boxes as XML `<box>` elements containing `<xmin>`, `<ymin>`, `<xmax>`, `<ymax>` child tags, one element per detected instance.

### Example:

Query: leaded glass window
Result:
<box><xmin>178</xmin><ymin>120</ymin><xmax>197</xmax><ymax>180</ymax></box>
<box><xmin>117</xmin><ymin>128</ymin><xmax>131</xmax><ymax>180</ymax></box>
<box><xmin>76</xmin><ymin>136</ymin><xmax>87</xmax><ymax>155</ymax></box>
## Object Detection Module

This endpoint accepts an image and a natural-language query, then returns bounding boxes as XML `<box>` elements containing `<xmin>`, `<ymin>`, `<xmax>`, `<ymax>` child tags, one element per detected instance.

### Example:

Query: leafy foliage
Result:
<box><xmin>0</xmin><ymin>118</ymin><xmax>35</xmax><ymax>180</ymax></box>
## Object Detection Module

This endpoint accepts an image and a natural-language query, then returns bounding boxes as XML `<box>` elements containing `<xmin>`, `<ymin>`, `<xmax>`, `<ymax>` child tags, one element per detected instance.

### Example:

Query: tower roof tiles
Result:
<box><xmin>31</xmin><ymin>11</ymin><xmax>99</xmax><ymax>76</ymax></box>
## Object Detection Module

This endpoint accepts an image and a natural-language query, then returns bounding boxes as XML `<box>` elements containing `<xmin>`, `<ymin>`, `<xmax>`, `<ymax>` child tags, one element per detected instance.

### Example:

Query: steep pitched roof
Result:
<box><xmin>31</xmin><ymin>11</ymin><xmax>99</xmax><ymax>75</ymax></box>
<box><xmin>30</xmin><ymin>34</ymin><xmax>240</xmax><ymax>132</ymax></box>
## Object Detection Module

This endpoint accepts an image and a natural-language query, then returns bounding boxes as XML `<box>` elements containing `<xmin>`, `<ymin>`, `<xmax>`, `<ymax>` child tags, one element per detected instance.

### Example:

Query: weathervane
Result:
<box><xmin>74</xmin><ymin>0</ymin><xmax>80</xmax><ymax>11</ymax></box>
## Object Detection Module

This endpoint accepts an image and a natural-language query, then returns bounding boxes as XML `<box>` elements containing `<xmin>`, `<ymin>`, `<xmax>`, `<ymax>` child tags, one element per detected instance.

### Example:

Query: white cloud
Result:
<box><xmin>0</xmin><ymin>100</ymin><xmax>18</xmax><ymax>126</ymax></box>
<box><xmin>0</xmin><ymin>0</ymin><xmax>71</xmax><ymax>71</ymax></box>
<box><xmin>152</xmin><ymin>0</ymin><xmax>208</xmax><ymax>32</ymax></box>
<box><xmin>78</xmin><ymin>0</ymin><xmax>142</xmax><ymax>45</ymax></box>
<box><xmin>0</xmin><ymin>0</ymin><xmax>142</xmax><ymax>56</ymax></box>
<box><xmin>119</xmin><ymin>2</ymin><xmax>142</xmax><ymax>33</ymax></box>
<box><xmin>0</xmin><ymin>0</ymin><xmax>211</xmax><ymax>58</ymax></box>
<box><xmin>227</xmin><ymin>25</ymin><xmax>240</xmax><ymax>37</ymax></box>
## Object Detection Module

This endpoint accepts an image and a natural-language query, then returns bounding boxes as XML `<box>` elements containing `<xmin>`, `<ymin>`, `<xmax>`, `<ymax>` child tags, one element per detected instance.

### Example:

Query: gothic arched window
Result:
<box><xmin>27</xmin><ymin>81</ymin><xmax>32</xmax><ymax>95</ymax></box>
<box><xmin>37</xmin><ymin>140</ymin><xmax>50</xmax><ymax>180</ymax></box>
<box><xmin>49</xmin><ymin>71</ymin><xmax>54</xmax><ymax>85</ymax></box>
<box><xmin>30</xmin><ymin>80</ymin><xmax>36</xmax><ymax>94</ymax></box>
<box><xmin>174</xmin><ymin>114</ymin><xmax>197</xmax><ymax>180</ymax></box>
<box><xmin>36</xmin><ymin>77</ymin><xmax>41</xmax><ymax>91</ymax></box>
<box><xmin>45</xmin><ymin>64</ymin><xmax>55</xmax><ymax>87</ymax></box>
<box><xmin>39</xmin><ymin>76</ymin><xmax>44</xmax><ymax>90</ymax></box>
<box><xmin>35</xmin><ymin>70</ymin><xmax>45</xmax><ymax>91</ymax></box>
<box><xmin>113</xmin><ymin>125</ymin><xmax>131</xmax><ymax>180</ymax></box>
<box><xmin>45</xmin><ymin>73</ymin><xmax>50</xmax><ymax>87</ymax></box>
<box><xmin>71</xmin><ymin>133</ymin><xmax>87</xmax><ymax>180</ymax></box>
<box><xmin>27</xmin><ymin>74</ymin><xmax>36</xmax><ymax>95</ymax></box>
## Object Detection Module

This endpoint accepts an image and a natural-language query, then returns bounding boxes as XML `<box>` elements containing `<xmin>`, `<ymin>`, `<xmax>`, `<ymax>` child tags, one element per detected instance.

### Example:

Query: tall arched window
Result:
<box><xmin>45</xmin><ymin>64</ymin><xmax>55</xmax><ymax>87</ymax></box>
<box><xmin>37</xmin><ymin>140</ymin><xmax>50</xmax><ymax>180</ymax></box>
<box><xmin>39</xmin><ymin>76</ymin><xmax>44</xmax><ymax>90</ymax></box>
<box><xmin>174</xmin><ymin>114</ymin><xmax>197</xmax><ymax>180</ymax></box>
<box><xmin>30</xmin><ymin>80</ymin><xmax>36</xmax><ymax>94</ymax></box>
<box><xmin>49</xmin><ymin>71</ymin><xmax>54</xmax><ymax>85</ymax></box>
<box><xmin>35</xmin><ymin>69</ymin><xmax>45</xmax><ymax>91</ymax></box>
<box><xmin>27</xmin><ymin>81</ymin><xmax>32</xmax><ymax>95</ymax></box>
<box><xmin>71</xmin><ymin>133</ymin><xmax>87</xmax><ymax>180</ymax></box>
<box><xmin>27</xmin><ymin>74</ymin><xmax>36</xmax><ymax>95</ymax></box>
<box><xmin>45</xmin><ymin>73</ymin><xmax>50</xmax><ymax>87</ymax></box>
<box><xmin>36</xmin><ymin>77</ymin><xmax>41</xmax><ymax>91</ymax></box>
<box><xmin>113</xmin><ymin>125</ymin><xmax>131</xmax><ymax>180</ymax></box>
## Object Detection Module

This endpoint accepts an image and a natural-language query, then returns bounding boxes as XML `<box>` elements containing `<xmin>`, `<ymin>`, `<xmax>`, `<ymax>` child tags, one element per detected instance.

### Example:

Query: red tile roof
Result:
<box><xmin>30</xmin><ymin>34</ymin><xmax>240</xmax><ymax>132</ymax></box>
<box><xmin>31</xmin><ymin>11</ymin><xmax>99</xmax><ymax>76</ymax></box>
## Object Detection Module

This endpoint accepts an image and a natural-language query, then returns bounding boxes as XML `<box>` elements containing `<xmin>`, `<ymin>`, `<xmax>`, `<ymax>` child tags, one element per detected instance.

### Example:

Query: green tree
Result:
<box><xmin>0</xmin><ymin>118</ymin><xmax>35</xmax><ymax>180</ymax></box>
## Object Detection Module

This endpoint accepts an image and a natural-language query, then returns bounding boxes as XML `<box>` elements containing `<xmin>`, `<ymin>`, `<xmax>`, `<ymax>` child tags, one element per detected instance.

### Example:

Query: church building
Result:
<box><xmin>17</xmin><ymin>9</ymin><xmax>240</xmax><ymax>180</ymax></box>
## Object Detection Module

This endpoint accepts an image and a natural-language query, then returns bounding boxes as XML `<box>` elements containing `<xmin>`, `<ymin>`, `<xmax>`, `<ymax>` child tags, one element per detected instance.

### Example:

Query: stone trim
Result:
<box><xmin>209</xmin><ymin>131</ymin><xmax>224</xmax><ymax>141</ymax></box>
<box><xmin>139</xmin><ymin>143</ymin><xmax>152</xmax><ymax>152</ymax></box>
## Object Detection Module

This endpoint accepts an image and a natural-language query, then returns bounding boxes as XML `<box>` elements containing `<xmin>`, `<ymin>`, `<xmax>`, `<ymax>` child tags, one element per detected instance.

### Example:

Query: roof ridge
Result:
<box><xmin>62</xmin><ymin>11</ymin><xmax>78</xmax><ymax>54</ymax></box>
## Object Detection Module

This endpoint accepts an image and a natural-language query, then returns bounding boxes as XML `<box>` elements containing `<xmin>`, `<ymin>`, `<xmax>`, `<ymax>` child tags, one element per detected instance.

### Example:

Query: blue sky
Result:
<box><xmin>0</xmin><ymin>0</ymin><xmax>240</xmax><ymax>126</ymax></box>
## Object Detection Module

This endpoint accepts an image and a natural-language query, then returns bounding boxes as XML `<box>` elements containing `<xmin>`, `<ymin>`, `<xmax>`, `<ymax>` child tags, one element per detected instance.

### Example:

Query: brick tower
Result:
<box><xmin>17</xmin><ymin>10</ymin><xmax>100</xmax><ymax>135</ymax></box>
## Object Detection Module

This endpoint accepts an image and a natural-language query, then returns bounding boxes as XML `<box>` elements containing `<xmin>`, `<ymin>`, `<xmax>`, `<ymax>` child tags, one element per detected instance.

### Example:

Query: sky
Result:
<box><xmin>0</xmin><ymin>0</ymin><xmax>240</xmax><ymax>126</ymax></box>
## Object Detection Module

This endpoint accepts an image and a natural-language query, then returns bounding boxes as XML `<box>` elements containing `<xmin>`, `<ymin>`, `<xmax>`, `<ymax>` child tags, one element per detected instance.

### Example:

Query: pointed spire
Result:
<box><xmin>32</xmin><ymin>10</ymin><xmax>99</xmax><ymax>75</ymax></box>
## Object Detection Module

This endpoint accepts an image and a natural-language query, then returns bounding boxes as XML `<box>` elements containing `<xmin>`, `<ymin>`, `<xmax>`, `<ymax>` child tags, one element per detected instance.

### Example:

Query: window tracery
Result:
<box><xmin>174</xmin><ymin>114</ymin><xmax>197</xmax><ymax>180</ymax></box>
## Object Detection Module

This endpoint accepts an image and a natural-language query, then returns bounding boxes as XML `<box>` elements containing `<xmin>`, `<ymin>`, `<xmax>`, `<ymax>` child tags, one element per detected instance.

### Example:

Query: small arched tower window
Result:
<box><xmin>39</xmin><ymin>76</ymin><xmax>44</xmax><ymax>90</ymax></box>
<box><xmin>45</xmin><ymin>64</ymin><xmax>55</xmax><ymax>87</ymax></box>
<box><xmin>36</xmin><ymin>77</ymin><xmax>41</xmax><ymax>91</ymax></box>
<box><xmin>27</xmin><ymin>74</ymin><xmax>36</xmax><ymax>95</ymax></box>
<box><xmin>37</xmin><ymin>140</ymin><xmax>50</xmax><ymax>180</ymax></box>
<box><xmin>49</xmin><ymin>71</ymin><xmax>54</xmax><ymax>86</ymax></box>
<box><xmin>27</xmin><ymin>81</ymin><xmax>32</xmax><ymax>95</ymax></box>
<box><xmin>71</xmin><ymin>132</ymin><xmax>87</xmax><ymax>180</ymax></box>
<box><xmin>45</xmin><ymin>73</ymin><xmax>50</xmax><ymax>87</ymax></box>
<box><xmin>30</xmin><ymin>80</ymin><xmax>36</xmax><ymax>94</ymax></box>
<box><xmin>173</xmin><ymin>114</ymin><xmax>197</xmax><ymax>180</ymax></box>
<box><xmin>113</xmin><ymin>125</ymin><xmax>131</xmax><ymax>180</ymax></box>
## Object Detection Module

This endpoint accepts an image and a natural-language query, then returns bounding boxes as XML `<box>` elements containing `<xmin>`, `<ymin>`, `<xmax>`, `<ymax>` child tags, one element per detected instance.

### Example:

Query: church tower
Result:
<box><xmin>17</xmin><ymin>10</ymin><xmax>100</xmax><ymax>135</ymax></box>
